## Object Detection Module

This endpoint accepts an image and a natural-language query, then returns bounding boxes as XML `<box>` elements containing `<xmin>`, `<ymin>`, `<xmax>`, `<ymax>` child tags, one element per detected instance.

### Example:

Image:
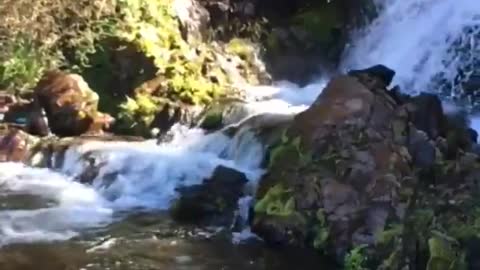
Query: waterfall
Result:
<box><xmin>1</xmin><ymin>0</ymin><xmax>480</xmax><ymax>246</ymax></box>
<box><xmin>342</xmin><ymin>0</ymin><xmax>480</xmax><ymax>100</ymax></box>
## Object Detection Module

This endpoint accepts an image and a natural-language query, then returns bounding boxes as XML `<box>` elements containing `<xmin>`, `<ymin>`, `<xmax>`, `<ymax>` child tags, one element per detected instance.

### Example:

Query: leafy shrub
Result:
<box><xmin>0</xmin><ymin>0</ymin><xmax>118</xmax><ymax>93</ymax></box>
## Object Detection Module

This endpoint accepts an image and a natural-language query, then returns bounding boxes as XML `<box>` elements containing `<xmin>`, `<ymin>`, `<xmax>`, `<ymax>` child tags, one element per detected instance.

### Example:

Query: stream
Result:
<box><xmin>1</xmin><ymin>0</ymin><xmax>480</xmax><ymax>269</ymax></box>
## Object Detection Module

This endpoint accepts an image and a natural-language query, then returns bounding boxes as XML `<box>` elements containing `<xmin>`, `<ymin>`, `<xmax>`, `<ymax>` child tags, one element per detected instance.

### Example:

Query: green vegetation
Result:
<box><xmin>268</xmin><ymin>130</ymin><xmax>310</xmax><ymax>168</ymax></box>
<box><xmin>344</xmin><ymin>245</ymin><xmax>368</xmax><ymax>270</ymax></box>
<box><xmin>0</xmin><ymin>0</ymin><xmax>267</xmax><ymax>136</ymax></box>
<box><xmin>254</xmin><ymin>184</ymin><xmax>295</xmax><ymax>217</ymax></box>
<box><xmin>312</xmin><ymin>209</ymin><xmax>330</xmax><ymax>250</ymax></box>
<box><xmin>0</xmin><ymin>0</ymin><xmax>117</xmax><ymax>93</ymax></box>
<box><xmin>291</xmin><ymin>5</ymin><xmax>340</xmax><ymax>44</ymax></box>
<box><xmin>426</xmin><ymin>234</ymin><xmax>467</xmax><ymax>270</ymax></box>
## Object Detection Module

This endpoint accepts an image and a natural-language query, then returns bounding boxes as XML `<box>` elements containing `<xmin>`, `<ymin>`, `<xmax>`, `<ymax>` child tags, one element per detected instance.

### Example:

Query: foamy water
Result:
<box><xmin>0</xmin><ymin>80</ymin><xmax>325</xmax><ymax>245</ymax></box>
<box><xmin>1</xmin><ymin>0</ymin><xmax>480</xmax><ymax>246</ymax></box>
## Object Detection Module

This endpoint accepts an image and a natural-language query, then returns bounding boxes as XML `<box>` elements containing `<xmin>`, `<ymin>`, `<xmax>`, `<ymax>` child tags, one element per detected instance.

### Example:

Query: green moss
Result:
<box><xmin>268</xmin><ymin>131</ymin><xmax>310</xmax><ymax>168</ymax></box>
<box><xmin>344</xmin><ymin>245</ymin><xmax>368</xmax><ymax>270</ymax></box>
<box><xmin>200</xmin><ymin>111</ymin><xmax>223</xmax><ymax>130</ymax></box>
<box><xmin>427</xmin><ymin>235</ymin><xmax>467</xmax><ymax>270</ymax></box>
<box><xmin>254</xmin><ymin>184</ymin><xmax>295</xmax><ymax>217</ymax></box>
<box><xmin>116</xmin><ymin>0</ymin><xmax>227</xmax><ymax>106</ymax></box>
<box><xmin>377</xmin><ymin>224</ymin><xmax>404</xmax><ymax>246</ymax></box>
<box><xmin>290</xmin><ymin>3</ymin><xmax>341</xmax><ymax>45</ymax></box>
<box><xmin>312</xmin><ymin>209</ymin><xmax>330</xmax><ymax>250</ymax></box>
<box><xmin>265</xmin><ymin>32</ymin><xmax>282</xmax><ymax>55</ymax></box>
<box><xmin>0</xmin><ymin>35</ymin><xmax>61</xmax><ymax>94</ymax></box>
<box><xmin>226</xmin><ymin>38</ymin><xmax>255</xmax><ymax>61</ymax></box>
<box><xmin>117</xmin><ymin>94</ymin><xmax>166</xmax><ymax>135</ymax></box>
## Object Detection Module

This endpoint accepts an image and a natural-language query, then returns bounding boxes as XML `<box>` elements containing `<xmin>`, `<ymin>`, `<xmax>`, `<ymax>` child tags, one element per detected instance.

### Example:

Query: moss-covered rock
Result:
<box><xmin>252</xmin><ymin>66</ymin><xmax>480</xmax><ymax>268</ymax></box>
<box><xmin>253</xmin><ymin>68</ymin><xmax>414</xmax><ymax>261</ymax></box>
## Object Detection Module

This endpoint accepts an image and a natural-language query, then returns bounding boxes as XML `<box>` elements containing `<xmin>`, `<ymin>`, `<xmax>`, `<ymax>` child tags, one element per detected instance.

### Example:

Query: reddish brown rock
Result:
<box><xmin>0</xmin><ymin>126</ymin><xmax>39</xmax><ymax>162</ymax></box>
<box><xmin>33</xmin><ymin>71</ymin><xmax>114</xmax><ymax>136</ymax></box>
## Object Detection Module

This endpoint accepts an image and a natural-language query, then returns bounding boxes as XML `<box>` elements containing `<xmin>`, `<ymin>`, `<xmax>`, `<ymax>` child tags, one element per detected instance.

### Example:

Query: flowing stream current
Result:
<box><xmin>1</xmin><ymin>0</ymin><xmax>480</xmax><ymax>269</ymax></box>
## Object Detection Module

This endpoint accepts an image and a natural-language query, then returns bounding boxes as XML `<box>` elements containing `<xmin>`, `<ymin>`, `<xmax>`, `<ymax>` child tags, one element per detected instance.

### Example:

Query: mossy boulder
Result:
<box><xmin>253</xmin><ymin>68</ymin><xmax>415</xmax><ymax>262</ymax></box>
<box><xmin>252</xmin><ymin>66</ymin><xmax>480</xmax><ymax>268</ymax></box>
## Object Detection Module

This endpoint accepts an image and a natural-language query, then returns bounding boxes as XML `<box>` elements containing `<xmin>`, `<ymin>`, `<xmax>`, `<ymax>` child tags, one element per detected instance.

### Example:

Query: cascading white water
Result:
<box><xmin>342</xmin><ymin>0</ymin><xmax>480</xmax><ymax>98</ymax></box>
<box><xmin>0</xmin><ymin>80</ymin><xmax>326</xmax><ymax>246</ymax></box>
<box><xmin>1</xmin><ymin>0</ymin><xmax>480</xmax><ymax>247</ymax></box>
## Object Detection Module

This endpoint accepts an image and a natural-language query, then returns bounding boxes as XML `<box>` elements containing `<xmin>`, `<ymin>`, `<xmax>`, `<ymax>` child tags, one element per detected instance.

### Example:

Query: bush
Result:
<box><xmin>0</xmin><ymin>0</ymin><xmax>118</xmax><ymax>93</ymax></box>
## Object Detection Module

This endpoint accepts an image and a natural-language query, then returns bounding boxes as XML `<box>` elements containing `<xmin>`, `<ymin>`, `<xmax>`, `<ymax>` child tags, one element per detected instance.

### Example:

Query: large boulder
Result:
<box><xmin>171</xmin><ymin>165</ymin><xmax>248</xmax><ymax>226</ymax></box>
<box><xmin>33</xmin><ymin>71</ymin><xmax>114</xmax><ymax>137</ymax></box>
<box><xmin>252</xmin><ymin>71</ymin><xmax>414</xmax><ymax>259</ymax></box>
<box><xmin>252</xmin><ymin>66</ymin><xmax>480</xmax><ymax>269</ymax></box>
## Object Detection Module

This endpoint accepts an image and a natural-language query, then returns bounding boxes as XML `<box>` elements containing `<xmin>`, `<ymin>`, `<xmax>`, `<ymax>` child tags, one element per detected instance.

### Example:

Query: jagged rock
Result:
<box><xmin>171</xmin><ymin>165</ymin><xmax>248</xmax><ymax>226</ymax></box>
<box><xmin>33</xmin><ymin>71</ymin><xmax>114</xmax><ymax>137</ymax></box>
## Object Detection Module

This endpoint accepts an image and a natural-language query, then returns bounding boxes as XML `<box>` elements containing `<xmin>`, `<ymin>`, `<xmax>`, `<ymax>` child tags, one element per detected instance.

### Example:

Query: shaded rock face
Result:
<box><xmin>171</xmin><ymin>165</ymin><xmax>248</xmax><ymax>226</ymax></box>
<box><xmin>253</xmin><ymin>72</ymin><xmax>414</xmax><ymax>258</ymax></box>
<box><xmin>80</xmin><ymin>38</ymin><xmax>158</xmax><ymax>106</ymax></box>
<box><xmin>33</xmin><ymin>71</ymin><xmax>114</xmax><ymax>137</ymax></box>
<box><xmin>198</xmin><ymin>0</ymin><xmax>376</xmax><ymax>85</ymax></box>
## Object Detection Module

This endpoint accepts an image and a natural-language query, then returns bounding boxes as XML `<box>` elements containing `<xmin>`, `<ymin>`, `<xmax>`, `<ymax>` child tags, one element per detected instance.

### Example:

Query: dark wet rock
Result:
<box><xmin>171</xmin><ymin>165</ymin><xmax>248</xmax><ymax>226</ymax></box>
<box><xmin>33</xmin><ymin>71</ymin><xmax>114</xmax><ymax>137</ymax></box>
<box><xmin>348</xmin><ymin>64</ymin><xmax>396</xmax><ymax>88</ymax></box>
<box><xmin>468</xmin><ymin>128</ymin><xmax>478</xmax><ymax>143</ymax></box>
<box><xmin>388</xmin><ymin>85</ymin><xmax>411</xmax><ymax>104</ymax></box>
<box><xmin>408</xmin><ymin>93</ymin><xmax>446</xmax><ymax>140</ymax></box>
<box><xmin>443</xmin><ymin>111</ymin><xmax>477</xmax><ymax>157</ymax></box>
<box><xmin>3</xmin><ymin>101</ymin><xmax>51</xmax><ymax>137</ymax></box>
<box><xmin>150</xmin><ymin>103</ymin><xmax>194</xmax><ymax>134</ymax></box>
